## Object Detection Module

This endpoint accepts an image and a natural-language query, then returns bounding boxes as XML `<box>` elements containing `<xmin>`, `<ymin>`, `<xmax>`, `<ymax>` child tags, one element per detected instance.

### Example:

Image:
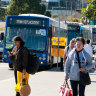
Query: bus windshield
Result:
<box><xmin>6</xmin><ymin>27</ymin><xmax>46</xmax><ymax>52</ymax></box>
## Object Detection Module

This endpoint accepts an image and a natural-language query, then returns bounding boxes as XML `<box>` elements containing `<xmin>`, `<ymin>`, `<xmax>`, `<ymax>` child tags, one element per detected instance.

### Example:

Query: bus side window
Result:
<box><xmin>48</xmin><ymin>27</ymin><xmax>52</xmax><ymax>38</ymax></box>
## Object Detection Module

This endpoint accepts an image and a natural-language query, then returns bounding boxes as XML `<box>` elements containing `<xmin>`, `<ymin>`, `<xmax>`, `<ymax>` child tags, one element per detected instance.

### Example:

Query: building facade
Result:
<box><xmin>42</xmin><ymin>0</ymin><xmax>89</xmax><ymax>10</ymax></box>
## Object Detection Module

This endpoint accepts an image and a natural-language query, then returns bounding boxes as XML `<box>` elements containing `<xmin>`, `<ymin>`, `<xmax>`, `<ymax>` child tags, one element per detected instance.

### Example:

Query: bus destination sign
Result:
<box><xmin>7</xmin><ymin>17</ymin><xmax>47</xmax><ymax>27</ymax></box>
<box><xmin>16</xmin><ymin>20</ymin><xmax>40</xmax><ymax>25</ymax></box>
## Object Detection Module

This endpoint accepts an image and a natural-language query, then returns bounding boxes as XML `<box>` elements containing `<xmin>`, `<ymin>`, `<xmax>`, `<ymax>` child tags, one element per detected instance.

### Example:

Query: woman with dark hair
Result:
<box><xmin>65</xmin><ymin>37</ymin><xmax>92</xmax><ymax>96</ymax></box>
<box><xmin>9</xmin><ymin>36</ymin><xmax>28</xmax><ymax>96</ymax></box>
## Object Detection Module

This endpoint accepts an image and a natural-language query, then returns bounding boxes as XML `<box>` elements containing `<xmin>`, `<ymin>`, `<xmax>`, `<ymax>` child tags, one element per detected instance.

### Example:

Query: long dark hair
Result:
<box><xmin>12</xmin><ymin>36</ymin><xmax>25</xmax><ymax>46</ymax></box>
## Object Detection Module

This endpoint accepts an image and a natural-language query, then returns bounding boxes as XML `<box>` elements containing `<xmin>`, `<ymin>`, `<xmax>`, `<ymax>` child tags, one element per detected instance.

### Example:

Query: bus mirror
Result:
<box><xmin>0</xmin><ymin>32</ymin><xmax>4</xmax><ymax>40</ymax></box>
<box><xmin>48</xmin><ymin>27</ymin><xmax>52</xmax><ymax>37</ymax></box>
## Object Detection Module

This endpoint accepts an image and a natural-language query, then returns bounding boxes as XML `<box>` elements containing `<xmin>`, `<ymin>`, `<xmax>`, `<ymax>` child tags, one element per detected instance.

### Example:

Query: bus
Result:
<box><xmin>67</xmin><ymin>22</ymin><xmax>83</xmax><ymax>45</ymax></box>
<box><xmin>81</xmin><ymin>25</ymin><xmax>92</xmax><ymax>41</ymax></box>
<box><xmin>81</xmin><ymin>25</ymin><xmax>96</xmax><ymax>47</ymax></box>
<box><xmin>2</xmin><ymin>14</ymin><xmax>67</xmax><ymax>68</ymax></box>
<box><xmin>91</xmin><ymin>26</ymin><xmax>96</xmax><ymax>47</ymax></box>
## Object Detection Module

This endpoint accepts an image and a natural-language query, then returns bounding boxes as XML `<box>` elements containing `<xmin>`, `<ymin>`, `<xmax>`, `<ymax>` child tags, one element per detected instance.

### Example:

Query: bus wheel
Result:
<box><xmin>9</xmin><ymin>63</ymin><xmax>13</xmax><ymax>69</ymax></box>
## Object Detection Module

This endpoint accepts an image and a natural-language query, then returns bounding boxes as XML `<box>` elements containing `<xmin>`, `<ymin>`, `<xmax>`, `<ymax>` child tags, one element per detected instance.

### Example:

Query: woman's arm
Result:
<box><xmin>22</xmin><ymin>48</ymin><xmax>28</xmax><ymax>70</ymax></box>
<box><xmin>9</xmin><ymin>47</ymin><xmax>16</xmax><ymax>62</ymax></box>
<box><xmin>85</xmin><ymin>53</ymin><xmax>92</xmax><ymax>70</ymax></box>
<box><xmin>63</xmin><ymin>52</ymin><xmax>67</xmax><ymax>64</ymax></box>
<box><xmin>65</xmin><ymin>55</ymin><xmax>72</xmax><ymax>80</ymax></box>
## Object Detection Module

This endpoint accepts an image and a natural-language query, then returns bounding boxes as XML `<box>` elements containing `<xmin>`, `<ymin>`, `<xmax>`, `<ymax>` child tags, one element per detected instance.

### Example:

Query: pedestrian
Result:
<box><xmin>63</xmin><ymin>38</ymin><xmax>75</xmax><ymax>65</ymax></box>
<box><xmin>65</xmin><ymin>37</ymin><xmax>92</xmax><ymax>96</ymax></box>
<box><xmin>9</xmin><ymin>36</ymin><xmax>28</xmax><ymax>96</ymax></box>
<box><xmin>84</xmin><ymin>39</ymin><xmax>92</xmax><ymax>57</ymax></box>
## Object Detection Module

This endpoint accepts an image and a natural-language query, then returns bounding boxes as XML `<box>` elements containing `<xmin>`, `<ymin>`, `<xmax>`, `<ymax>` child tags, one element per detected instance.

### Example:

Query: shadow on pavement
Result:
<box><xmin>8</xmin><ymin>68</ymin><xmax>14</xmax><ymax>71</ymax></box>
<box><xmin>91</xmin><ymin>81</ymin><xmax>96</xmax><ymax>83</ymax></box>
<box><xmin>46</xmin><ymin>67</ymin><xmax>64</xmax><ymax>72</ymax></box>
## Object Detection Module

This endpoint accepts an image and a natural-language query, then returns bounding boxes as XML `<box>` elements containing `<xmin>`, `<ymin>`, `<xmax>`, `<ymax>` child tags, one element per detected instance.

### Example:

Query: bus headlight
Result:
<box><xmin>43</xmin><ymin>57</ymin><xmax>46</xmax><ymax>60</ymax></box>
<box><xmin>41</xmin><ymin>62</ymin><xmax>43</xmax><ymax>64</ymax></box>
<box><xmin>4</xmin><ymin>55</ymin><xmax>7</xmax><ymax>58</ymax></box>
<box><xmin>39</xmin><ymin>57</ymin><xmax>42</xmax><ymax>60</ymax></box>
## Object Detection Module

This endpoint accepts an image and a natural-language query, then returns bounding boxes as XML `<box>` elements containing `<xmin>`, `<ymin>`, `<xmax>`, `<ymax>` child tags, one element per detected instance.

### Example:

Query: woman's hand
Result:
<box><xmin>79</xmin><ymin>68</ymin><xmax>86</xmax><ymax>72</ymax></box>
<box><xmin>9</xmin><ymin>53</ymin><xmax>13</xmax><ymax>57</ymax></box>
<box><xmin>65</xmin><ymin>77</ymin><xmax>69</xmax><ymax>81</ymax></box>
<box><xmin>23</xmin><ymin>69</ymin><xmax>26</xmax><ymax>75</ymax></box>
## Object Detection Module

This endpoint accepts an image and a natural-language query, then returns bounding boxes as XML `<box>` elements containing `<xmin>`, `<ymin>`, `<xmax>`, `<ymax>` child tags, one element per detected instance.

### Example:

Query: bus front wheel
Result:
<box><xmin>9</xmin><ymin>63</ymin><xmax>13</xmax><ymax>69</ymax></box>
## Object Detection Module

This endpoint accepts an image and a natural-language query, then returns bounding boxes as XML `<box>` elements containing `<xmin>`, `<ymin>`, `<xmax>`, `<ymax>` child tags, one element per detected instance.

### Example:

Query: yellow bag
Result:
<box><xmin>14</xmin><ymin>71</ymin><xmax>29</xmax><ymax>92</ymax></box>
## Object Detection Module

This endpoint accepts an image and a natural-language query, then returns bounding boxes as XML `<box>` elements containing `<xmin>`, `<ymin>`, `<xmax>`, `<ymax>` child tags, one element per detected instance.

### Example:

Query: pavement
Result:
<box><xmin>0</xmin><ymin>63</ymin><xmax>96</xmax><ymax>96</ymax></box>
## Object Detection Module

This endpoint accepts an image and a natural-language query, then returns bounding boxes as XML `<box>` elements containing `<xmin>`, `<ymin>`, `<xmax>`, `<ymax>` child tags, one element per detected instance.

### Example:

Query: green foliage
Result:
<box><xmin>7</xmin><ymin>0</ymin><xmax>51</xmax><ymax>17</ymax></box>
<box><xmin>45</xmin><ymin>11</ymin><xmax>51</xmax><ymax>17</ymax></box>
<box><xmin>68</xmin><ymin>18</ymin><xmax>80</xmax><ymax>22</ymax></box>
<box><xmin>0</xmin><ymin>27</ymin><xmax>5</xmax><ymax>31</ymax></box>
<box><xmin>0</xmin><ymin>7</ymin><xmax>6</xmax><ymax>20</ymax></box>
<box><xmin>82</xmin><ymin>0</ymin><xmax>96</xmax><ymax>20</ymax></box>
<box><xmin>52</xmin><ymin>14</ymin><xmax>59</xmax><ymax>18</ymax></box>
<box><xmin>7</xmin><ymin>0</ymin><xmax>29</xmax><ymax>15</ymax></box>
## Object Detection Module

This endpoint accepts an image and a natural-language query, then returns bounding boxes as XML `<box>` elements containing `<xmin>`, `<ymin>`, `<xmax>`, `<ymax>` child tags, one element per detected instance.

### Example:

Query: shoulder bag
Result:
<box><xmin>76</xmin><ymin>51</ymin><xmax>91</xmax><ymax>86</ymax></box>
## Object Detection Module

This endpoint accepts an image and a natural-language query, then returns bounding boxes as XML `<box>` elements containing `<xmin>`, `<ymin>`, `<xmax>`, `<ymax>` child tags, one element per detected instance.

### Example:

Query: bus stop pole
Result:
<box><xmin>57</xmin><ymin>16</ymin><xmax>60</xmax><ymax>70</ymax></box>
<box><xmin>57</xmin><ymin>0</ymin><xmax>60</xmax><ymax>70</ymax></box>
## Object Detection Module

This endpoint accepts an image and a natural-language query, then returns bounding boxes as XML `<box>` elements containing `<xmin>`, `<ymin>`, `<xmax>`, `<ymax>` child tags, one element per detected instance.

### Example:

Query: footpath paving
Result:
<box><xmin>0</xmin><ymin>66</ymin><xmax>96</xmax><ymax>96</ymax></box>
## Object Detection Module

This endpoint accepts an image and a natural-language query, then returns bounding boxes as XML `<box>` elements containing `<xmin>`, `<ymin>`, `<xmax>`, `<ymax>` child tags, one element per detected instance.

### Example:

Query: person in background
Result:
<box><xmin>65</xmin><ymin>37</ymin><xmax>92</xmax><ymax>96</ymax></box>
<box><xmin>84</xmin><ymin>39</ymin><xmax>92</xmax><ymax>57</ymax></box>
<box><xmin>9</xmin><ymin>36</ymin><xmax>28</xmax><ymax>96</ymax></box>
<box><xmin>63</xmin><ymin>39</ymin><xmax>75</xmax><ymax>65</ymax></box>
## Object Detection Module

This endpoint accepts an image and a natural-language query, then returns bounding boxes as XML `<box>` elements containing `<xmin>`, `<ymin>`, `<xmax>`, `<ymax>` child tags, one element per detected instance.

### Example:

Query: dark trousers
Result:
<box><xmin>14</xmin><ymin>68</ymin><xmax>20</xmax><ymax>96</ymax></box>
<box><xmin>60</xmin><ymin>58</ymin><xmax>64</xmax><ymax>70</ymax></box>
<box><xmin>70</xmin><ymin>80</ymin><xmax>86</xmax><ymax>96</ymax></box>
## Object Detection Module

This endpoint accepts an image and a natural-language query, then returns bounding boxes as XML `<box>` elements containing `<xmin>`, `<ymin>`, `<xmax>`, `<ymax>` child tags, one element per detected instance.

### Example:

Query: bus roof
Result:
<box><xmin>19</xmin><ymin>14</ymin><xmax>67</xmax><ymax>29</ymax></box>
<box><xmin>82</xmin><ymin>25</ymin><xmax>96</xmax><ymax>29</ymax></box>
<box><xmin>19</xmin><ymin>14</ymin><xmax>49</xmax><ymax>19</ymax></box>
<box><xmin>7</xmin><ymin>14</ymin><xmax>67</xmax><ymax>29</ymax></box>
<box><xmin>67</xmin><ymin>22</ymin><xmax>83</xmax><ymax>26</ymax></box>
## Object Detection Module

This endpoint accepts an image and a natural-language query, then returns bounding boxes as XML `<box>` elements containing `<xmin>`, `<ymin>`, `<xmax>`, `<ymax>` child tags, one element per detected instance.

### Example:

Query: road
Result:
<box><xmin>0</xmin><ymin>63</ymin><xmax>96</xmax><ymax>96</ymax></box>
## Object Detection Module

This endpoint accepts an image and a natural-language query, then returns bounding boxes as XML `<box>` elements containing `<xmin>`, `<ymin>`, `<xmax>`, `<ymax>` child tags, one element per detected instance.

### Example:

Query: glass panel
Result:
<box><xmin>0</xmin><ymin>42</ymin><xmax>3</xmax><ymax>47</ymax></box>
<box><xmin>93</xmin><ymin>33</ymin><xmax>96</xmax><ymax>42</ymax></box>
<box><xmin>6</xmin><ymin>27</ymin><xmax>46</xmax><ymax>51</ymax></box>
<box><xmin>53</xmin><ymin>27</ymin><xmax>67</xmax><ymax>37</ymax></box>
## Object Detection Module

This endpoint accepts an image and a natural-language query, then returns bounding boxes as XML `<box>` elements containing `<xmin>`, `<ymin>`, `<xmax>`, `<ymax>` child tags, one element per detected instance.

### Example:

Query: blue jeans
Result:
<box><xmin>70</xmin><ymin>80</ymin><xmax>86</xmax><ymax>96</ymax></box>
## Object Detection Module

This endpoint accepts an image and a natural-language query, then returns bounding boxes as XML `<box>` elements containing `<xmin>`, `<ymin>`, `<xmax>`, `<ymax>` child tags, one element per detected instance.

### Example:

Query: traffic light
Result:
<box><xmin>77</xmin><ymin>26</ymin><xmax>80</xmax><ymax>31</ymax></box>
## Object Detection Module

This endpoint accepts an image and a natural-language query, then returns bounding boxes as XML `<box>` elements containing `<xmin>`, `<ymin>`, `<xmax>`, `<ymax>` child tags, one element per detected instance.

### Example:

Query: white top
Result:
<box><xmin>65</xmin><ymin>46</ymin><xmax>73</xmax><ymax>56</ymax></box>
<box><xmin>84</xmin><ymin>44</ymin><xmax>93</xmax><ymax>57</ymax></box>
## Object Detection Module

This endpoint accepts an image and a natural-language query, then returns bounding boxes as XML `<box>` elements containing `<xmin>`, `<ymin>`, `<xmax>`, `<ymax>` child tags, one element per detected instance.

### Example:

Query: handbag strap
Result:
<box><xmin>21</xmin><ymin>73</ymin><xmax>28</xmax><ymax>86</ymax></box>
<box><xmin>76</xmin><ymin>51</ymin><xmax>81</xmax><ymax>68</ymax></box>
<box><xmin>64</xmin><ymin>81</ymin><xmax>70</xmax><ymax>88</ymax></box>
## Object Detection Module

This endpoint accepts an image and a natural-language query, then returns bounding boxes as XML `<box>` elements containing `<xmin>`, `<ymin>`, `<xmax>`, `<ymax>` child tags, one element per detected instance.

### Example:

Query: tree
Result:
<box><xmin>81</xmin><ymin>0</ymin><xmax>96</xmax><ymax>20</ymax></box>
<box><xmin>52</xmin><ymin>14</ymin><xmax>58</xmax><ymax>19</ymax></box>
<box><xmin>68</xmin><ymin>18</ymin><xmax>80</xmax><ymax>22</ymax></box>
<box><xmin>7</xmin><ymin>0</ymin><xmax>51</xmax><ymax>17</ymax></box>
<box><xmin>45</xmin><ymin>11</ymin><xmax>51</xmax><ymax>17</ymax></box>
<box><xmin>7</xmin><ymin>0</ymin><xmax>29</xmax><ymax>15</ymax></box>
<box><xmin>0</xmin><ymin>7</ymin><xmax>6</xmax><ymax>20</ymax></box>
